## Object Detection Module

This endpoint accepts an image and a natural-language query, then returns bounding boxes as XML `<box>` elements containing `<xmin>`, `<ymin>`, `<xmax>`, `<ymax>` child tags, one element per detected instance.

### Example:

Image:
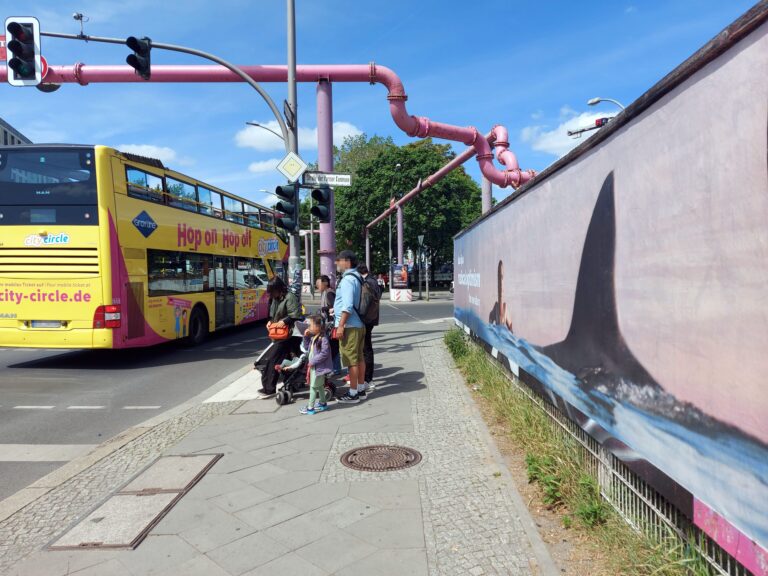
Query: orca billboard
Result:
<box><xmin>454</xmin><ymin>10</ymin><xmax>768</xmax><ymax>573</ymax></box>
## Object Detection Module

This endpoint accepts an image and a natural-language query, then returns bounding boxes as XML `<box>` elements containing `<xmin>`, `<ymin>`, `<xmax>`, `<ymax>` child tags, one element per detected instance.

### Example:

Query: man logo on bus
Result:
<box><xmin>132</xmin><ymin>211</ymin><xmax>158</xmax><ymax>238</ymax></box>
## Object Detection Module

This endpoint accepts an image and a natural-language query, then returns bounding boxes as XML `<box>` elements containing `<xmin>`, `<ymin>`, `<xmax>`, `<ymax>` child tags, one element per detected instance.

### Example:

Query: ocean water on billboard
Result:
<box><xmin>454</xmin><ymin>306</ymin><xmax>768</xmax><ymax>548</ymax></box>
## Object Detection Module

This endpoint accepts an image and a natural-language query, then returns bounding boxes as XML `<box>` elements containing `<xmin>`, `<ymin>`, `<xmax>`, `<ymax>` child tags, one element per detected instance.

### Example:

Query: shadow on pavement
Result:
<box><xmin>6</xmin><ymin>323</ymin><xmax>269</xmax><ymax>371</ymax></box>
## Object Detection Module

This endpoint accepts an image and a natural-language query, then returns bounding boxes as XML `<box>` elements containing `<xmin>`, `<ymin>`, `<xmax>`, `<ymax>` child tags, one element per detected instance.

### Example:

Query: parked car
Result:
<box><xmin>450</xmin><ymin>280</ymin><xmax>454</xmax><ymax>293</ymax></box>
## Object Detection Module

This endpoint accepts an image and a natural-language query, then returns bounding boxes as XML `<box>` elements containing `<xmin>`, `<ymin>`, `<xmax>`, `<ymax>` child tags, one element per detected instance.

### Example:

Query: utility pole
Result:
<box><xmin>286</xmin><ymin>0</ymin><xmax>301</xmax><ymax>292</ymax></box>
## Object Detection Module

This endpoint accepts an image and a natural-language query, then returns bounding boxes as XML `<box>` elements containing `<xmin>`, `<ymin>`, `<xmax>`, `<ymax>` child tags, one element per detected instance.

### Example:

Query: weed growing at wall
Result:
<box><xmin>444</xmin><ymin>329</ymin><xmax>713</xmax><ymax>576</ymax></box>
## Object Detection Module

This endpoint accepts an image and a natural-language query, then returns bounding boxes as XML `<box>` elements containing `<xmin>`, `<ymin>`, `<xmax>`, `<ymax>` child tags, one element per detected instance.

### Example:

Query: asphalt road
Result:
<box><xmin>0</xmin><ymin>295</ymin><xmax>454</xmax><ymax>501</ymax></box>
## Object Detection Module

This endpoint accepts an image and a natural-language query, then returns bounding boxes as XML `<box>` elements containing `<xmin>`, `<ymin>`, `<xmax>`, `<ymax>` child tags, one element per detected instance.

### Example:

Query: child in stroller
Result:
<box><xmin>272</xmin><ymin>322</ymin><xmax>337</xmax><ymax>406</ymax></box>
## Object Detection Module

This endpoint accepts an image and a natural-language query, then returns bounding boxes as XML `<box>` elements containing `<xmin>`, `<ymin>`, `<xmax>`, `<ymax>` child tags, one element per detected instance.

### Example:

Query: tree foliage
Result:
<box><xmin>332</xmin><ymin>134</ymin><xmax>482</xmax><ymax>273</ymax></box>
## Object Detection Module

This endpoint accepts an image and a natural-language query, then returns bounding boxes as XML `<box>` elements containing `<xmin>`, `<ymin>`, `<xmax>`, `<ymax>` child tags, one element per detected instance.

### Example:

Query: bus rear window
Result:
<box><xmin>0</xmin><ymin>148</ymin><xmax>98</xmax><ymax>225</ymax></box>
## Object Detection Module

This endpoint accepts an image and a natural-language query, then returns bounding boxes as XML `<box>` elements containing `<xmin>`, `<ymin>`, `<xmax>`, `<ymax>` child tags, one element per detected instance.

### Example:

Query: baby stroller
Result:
<box><xmin>274</xmin><ymin>338</ymin><xmax>337</xmax><ymax>405</ymax></box>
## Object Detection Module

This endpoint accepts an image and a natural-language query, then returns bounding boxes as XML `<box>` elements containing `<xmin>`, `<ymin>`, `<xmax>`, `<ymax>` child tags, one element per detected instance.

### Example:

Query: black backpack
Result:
<box><xmin>351</xmin><ymin>273</ymin><xmax>380</xmax><ymax>325</ymax></box>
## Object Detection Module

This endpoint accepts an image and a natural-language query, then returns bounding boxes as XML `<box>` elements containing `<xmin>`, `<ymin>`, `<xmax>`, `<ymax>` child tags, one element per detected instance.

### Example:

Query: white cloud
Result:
<box><xmin>235</xmin><ymin>121</ymin><xmax>362</xmax><ymax>152</ymax></box>
<box><xmin>248</xmin><ymin>158</ymin><xmax>281</xmax><ymax>174</ymax></box>
<box><xmin>530</xmin><ymin>110</ymin><xmax>544</xmax><ymax>120</ymax></box>
<box><xmin>520</xmin><ymin>111</ymin><xmax>615</xmax><ymax>158</ymax></box>
<box><xmin>117</xmin><ymin>144</ymin><xmax>194</xmax><ymax>166</ymax></box>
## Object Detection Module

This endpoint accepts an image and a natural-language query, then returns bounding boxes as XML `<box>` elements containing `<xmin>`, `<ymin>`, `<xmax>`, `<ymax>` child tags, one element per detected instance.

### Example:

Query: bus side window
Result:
<box><xmin>166</xmin><ymin>177</ymin><xmax>197</xmax><ymax>212</ymax></box>
<box><xmin>127</xmin><ymin>167</ymin><xmax>163</xmax><ymax>203</ymax></box>
<box><xmin>210</xmin><ymin>190</ymin><xmax>223</xmax><ymax>218</ymax></box>
<box><xmin>244</xmin><ymin>202</ymin><xmax>261</xmax><ymax>228</ymax></box>
<box><xmin>197</xmin><ymin>186</ymin><xmax>212</xmax><ymax>216</ymax></box>
<box><xmin>224</xmin><ymin>196</ymin><xmax>244</xmax><ymax>224</ymax></box>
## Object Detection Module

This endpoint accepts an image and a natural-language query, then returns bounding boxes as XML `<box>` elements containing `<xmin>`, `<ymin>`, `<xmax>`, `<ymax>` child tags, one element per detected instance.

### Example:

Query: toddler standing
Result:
<box><xmin>300</xmin><ymin>315</ymin><xmax>333</xmax><ymax>415</ymax></box>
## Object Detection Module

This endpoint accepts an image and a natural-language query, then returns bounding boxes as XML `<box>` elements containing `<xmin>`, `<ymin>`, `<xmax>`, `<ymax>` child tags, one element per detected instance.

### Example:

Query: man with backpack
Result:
<box><xmin>357</xmin><ymin>264</ymin><xmax>381</xmax><ymax>390</ymax></box>
<box><xmin>334</xmin><ymin>250</ymin><xmax>368</xmax><ymax>403</ymax></box>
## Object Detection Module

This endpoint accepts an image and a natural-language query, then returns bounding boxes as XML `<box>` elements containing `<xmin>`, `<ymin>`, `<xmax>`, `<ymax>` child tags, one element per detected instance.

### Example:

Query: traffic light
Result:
<box><xmin>274</xmin><ymin>183</ymin><xmax>298</xmax><ymax>231</ymax></box>
<box><xmin>310</xmin><ymin>185</ymin><xmax>332</xmax><ymax>224</ymax></box>
<box><xmin>5</xmin><ymin>17</ymin><xmax>41</xmax><ymax>86</ymax></box>
<box><xmin>126</xmin><ymin>36</ymin><xmax>152</xmax><ymax>80</ymax></box>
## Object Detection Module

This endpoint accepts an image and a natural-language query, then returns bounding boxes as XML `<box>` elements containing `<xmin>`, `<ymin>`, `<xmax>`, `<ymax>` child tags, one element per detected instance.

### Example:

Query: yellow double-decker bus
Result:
<box><xmin>0</xmin><ymin>144</ymin><xmax>287</xmax><ymax>349</ymax></box>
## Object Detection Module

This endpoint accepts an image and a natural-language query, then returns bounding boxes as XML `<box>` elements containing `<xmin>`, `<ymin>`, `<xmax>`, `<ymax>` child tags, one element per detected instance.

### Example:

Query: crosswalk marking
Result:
<box><xmin>13</xmin><ymin>405</ymin><xmax>55</xmax><ymax>410</ymax></box>
<box><xmin>204</xmin><ymin>370</ymin><xmax>262</xmax><ymax>403</ymax></box>
<box><xmin>420</xmin><ymin>317</ymin><xmax>455</xmax><ymax>324</ymax></box>
<box><xmin>122</xmin><ymin>405</ymin><xmax>161</xmax><ymax>410</ymax></box>
<box><xmin>66</xmin><ymin>406</ymin><xmax>105</xmax><ymax>410</ymax></box>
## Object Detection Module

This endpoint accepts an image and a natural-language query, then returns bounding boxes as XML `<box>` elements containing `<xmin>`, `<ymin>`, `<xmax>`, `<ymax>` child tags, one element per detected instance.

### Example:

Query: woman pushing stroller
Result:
<box><xmin>254</xmin><ymin>276</ymin><xmax>302</xmax><ymax>399</ymax></box>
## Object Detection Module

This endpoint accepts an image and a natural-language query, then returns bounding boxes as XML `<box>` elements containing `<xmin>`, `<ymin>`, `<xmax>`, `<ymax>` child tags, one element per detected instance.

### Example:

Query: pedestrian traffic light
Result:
<box><xmin>310</xmin><ymin>185</ymin><xmax>332</xmax><ymax>224</ymax></box>
<box><xmin>5</xmin><ymin>17</ymin><xmax>42</xmax><ymax>87</ymax></box>
<box><xmin>126</xmin><ymin>36</ymin><xmax>152</xmax><ymax>80</ymax></box>
<box><xmin>274</xmin><ymin>183</ymin><xmax>298</xmax><ymax>231</ymax></box>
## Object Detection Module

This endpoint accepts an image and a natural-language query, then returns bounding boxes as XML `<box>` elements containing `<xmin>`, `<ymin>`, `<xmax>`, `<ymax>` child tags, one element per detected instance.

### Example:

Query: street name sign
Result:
<box><xmin>303</xmin><ymin>171</ymin><xmax>352</xmax><ymax>187</ymax></box>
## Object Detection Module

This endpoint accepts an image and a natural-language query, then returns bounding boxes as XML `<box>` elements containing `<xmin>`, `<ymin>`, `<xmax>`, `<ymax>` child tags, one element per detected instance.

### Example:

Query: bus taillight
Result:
<box><xmin>93</xmin><ymin>305</ymin><xmax>121</xmax><ymax>329</ymax></box>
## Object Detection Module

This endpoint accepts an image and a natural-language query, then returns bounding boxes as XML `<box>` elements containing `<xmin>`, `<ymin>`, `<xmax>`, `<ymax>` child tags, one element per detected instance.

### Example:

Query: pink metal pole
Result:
<box><xmin>13</xmin><ymin>63</ymin><xmax>533</xmax><ymax>188</ymax></box>
<box><xmin>365</xmin><ymin>230</ymin><xmax>371</xmax><ymax>269</ymax></box>
<box><xmin>316</xmin><ymin>80</ymin><xmax>336</xmax><ymax>284</ymax></box>
<box><xmin>396</xmin><ymin>205</ymin><xmax>404</xmax><ymax>265</ymax></box>
<box><xmin>366</xmin><ymin>132</ymin><xmax>493</xmax><ymax>231</ymax></box>
<box><xmin>482</xmin><ymin>176</ymin><xmax>492</xmax><ymax>214</ymax></box>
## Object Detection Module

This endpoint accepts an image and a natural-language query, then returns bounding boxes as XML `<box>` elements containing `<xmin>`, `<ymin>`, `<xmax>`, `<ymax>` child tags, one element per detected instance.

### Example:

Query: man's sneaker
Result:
<box><xmin>365</xmin><ymin>381</ymin><xmax>376</xmax><ymax>392</ymax></box>
<box><xmin>357</xmin><ymin>388</ymin><xmax>367</xmax><ymax>400</ymax></box>
<box><xmin>337</xmin><ymin>391</ymin><xmax>360</xmax><ymax>404</ymax></box>
<box><xmin>299</xmin><ymin>405</ymin><xmax>316</xmax><ymax>415</ymax></box>
<box><xmin>256</xmin><ymin>388</ymin><xmax>275</xmax><ymax>399</ymax></box>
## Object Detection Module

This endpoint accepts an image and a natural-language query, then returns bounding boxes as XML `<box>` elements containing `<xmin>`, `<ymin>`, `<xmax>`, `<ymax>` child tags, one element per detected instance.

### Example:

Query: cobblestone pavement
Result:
<box><xmin>4</xmin><ymin>314</ymin><xmax>555</xmax><ymax>576</ymax></box>
<box><xmin>0</xmin><ymin>401</ymin><xmax>239</xmax><ymax>575</ymax></box>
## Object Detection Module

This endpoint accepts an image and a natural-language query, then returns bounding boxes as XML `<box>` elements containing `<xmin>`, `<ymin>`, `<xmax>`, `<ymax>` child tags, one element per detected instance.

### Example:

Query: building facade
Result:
<box><xmin>0</xmin><ymin>117</ymin><xmax>31</xmax><ymax>145</ymax></box>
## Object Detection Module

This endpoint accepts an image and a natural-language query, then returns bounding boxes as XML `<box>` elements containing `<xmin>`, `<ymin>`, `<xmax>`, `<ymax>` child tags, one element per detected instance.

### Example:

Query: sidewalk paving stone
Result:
<box><xmin>2</xmin><ymin>316</ymin><xmax>556</xmax><ymax>576</ymax></box>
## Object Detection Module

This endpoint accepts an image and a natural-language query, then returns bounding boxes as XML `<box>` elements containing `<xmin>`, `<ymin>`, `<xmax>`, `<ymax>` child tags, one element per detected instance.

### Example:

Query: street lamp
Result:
<box><xmin>246</xmin><ymin>121</ymin><xmax>286</xmax><ymax>141</ymax></box>
<box><xmin>587</xmin><ymin>97</ymin><xmax>626</xmax><ymax>111</ymax></box>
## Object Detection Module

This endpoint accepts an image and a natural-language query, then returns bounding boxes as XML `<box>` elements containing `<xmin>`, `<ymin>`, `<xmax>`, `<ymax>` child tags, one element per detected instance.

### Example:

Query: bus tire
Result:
<box><xmin>187</xmin><ymin>306</ymin><xmax>209</xmax><ymax>346</ymax></box>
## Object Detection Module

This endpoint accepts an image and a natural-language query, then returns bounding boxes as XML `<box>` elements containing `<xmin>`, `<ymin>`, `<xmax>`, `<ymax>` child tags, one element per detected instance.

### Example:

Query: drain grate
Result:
<box><xmin>340</xmin><ymin>445</ymin><xmax>422</xmax><ymax>472</ymax></box>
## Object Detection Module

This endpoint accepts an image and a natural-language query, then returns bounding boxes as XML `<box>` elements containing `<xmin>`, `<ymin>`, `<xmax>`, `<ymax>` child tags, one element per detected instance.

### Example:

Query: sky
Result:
<box><xmin>1</xmin><ymin>0</ymin><xmax>757</xmax><ymax>207</ymax></box>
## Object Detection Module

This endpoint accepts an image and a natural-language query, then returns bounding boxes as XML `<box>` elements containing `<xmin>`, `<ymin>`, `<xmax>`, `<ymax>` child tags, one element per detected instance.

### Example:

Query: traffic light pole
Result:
<box><xmin>286</xmin><ymin>0</ymin><xmax>302</xmax><ymax>294</ymax></box>
<box><xmin>316</xmin><ymin>79</ymin><xmax>336</xmax><ymax>284</ymax></box>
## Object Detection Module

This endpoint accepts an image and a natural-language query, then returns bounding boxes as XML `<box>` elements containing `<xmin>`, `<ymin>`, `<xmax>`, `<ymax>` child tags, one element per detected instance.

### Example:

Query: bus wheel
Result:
<box><xmin>187</xmin><ymin>307</ymin><xmax>209</xmax><ymax>346</ymax></box>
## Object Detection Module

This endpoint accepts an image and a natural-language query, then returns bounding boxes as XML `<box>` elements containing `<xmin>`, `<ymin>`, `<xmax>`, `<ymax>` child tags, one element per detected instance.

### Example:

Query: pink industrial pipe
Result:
<box><xmin>1</xmin><ymin>62</ymin><xmax>533</xmax><ymax>188</ymax></box>
<box><xmin>366</xmin><ymin>132</ymin><xmax>494</xmax><ymax>230</ymax></box>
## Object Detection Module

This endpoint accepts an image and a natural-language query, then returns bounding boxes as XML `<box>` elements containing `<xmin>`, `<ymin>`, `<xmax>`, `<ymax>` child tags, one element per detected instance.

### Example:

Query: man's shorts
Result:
<box><xmin>340</xmin><ymin>327</ymin><xmax>365</xmax><ymax>366</ymax></box>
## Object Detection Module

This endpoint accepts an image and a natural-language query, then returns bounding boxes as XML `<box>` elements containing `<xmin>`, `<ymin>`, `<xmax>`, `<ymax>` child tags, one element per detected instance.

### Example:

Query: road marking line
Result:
<box><xmin>0</xmin><ymin>444</ymin><xmax>97</xmax><ymax>462</ymax></box>
<box><xmin>385</xmin><ymin>303</ymin><xmax>420</xmax><ymax>321</ymax></box>
<box><xmin>122</xmin><ymin>406</ymin><xmax>161</xmax><ymax>410</ymax></box>
<box><xmin>66</xmin><ymin>406</ymin><xmax>106</xmax><ymax>410</ymax></box>
<box><xmin>13</xmin><ymin>405</ymin><xmax>55</xmax><ymax>410</ymax></box>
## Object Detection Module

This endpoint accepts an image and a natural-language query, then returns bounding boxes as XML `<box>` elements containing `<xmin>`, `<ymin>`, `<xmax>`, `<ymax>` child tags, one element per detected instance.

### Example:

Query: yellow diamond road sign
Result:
<box><xmin>276</xmin><ymin>152</ymin><xmax>308</xmax><ymax>182</ymax></box>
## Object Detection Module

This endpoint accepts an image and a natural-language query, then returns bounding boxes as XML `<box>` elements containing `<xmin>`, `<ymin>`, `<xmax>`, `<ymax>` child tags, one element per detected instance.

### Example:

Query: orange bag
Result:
<box><xmin>267</xmin><ymin>322</ymin><xmax>290</xmax><ymax>341</ymax></box>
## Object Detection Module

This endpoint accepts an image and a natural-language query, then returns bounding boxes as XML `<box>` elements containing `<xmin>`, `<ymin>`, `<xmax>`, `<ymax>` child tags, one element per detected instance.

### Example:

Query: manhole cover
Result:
<box><xmin>340</xmin><ymin>445</ymin><xmax>422</xmax><ymax>472</ymax></box>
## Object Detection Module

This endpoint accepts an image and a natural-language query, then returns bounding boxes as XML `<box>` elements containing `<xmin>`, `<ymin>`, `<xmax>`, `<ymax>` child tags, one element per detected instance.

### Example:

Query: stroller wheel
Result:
<box><xmin>325</xmin><ymin>382</ymin><xmax>337</xmax><ymax>401</ymax></box>
<box><xmin>276</xmin><ymin>390</ymin><xmax>289</xmax><ymax>405</ymax></box>
<box><xmin>286</xmin><ymin>390</ymin><xmax>294</xmax><ymax>404</ymax></box>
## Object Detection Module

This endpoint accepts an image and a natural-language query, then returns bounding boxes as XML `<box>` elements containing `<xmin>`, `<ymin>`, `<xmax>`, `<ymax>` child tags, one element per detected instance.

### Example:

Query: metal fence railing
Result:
<box><xmin>484</xmin><ymin>350</ymin><xmax>752</xmax><ymax>576</ymax></box>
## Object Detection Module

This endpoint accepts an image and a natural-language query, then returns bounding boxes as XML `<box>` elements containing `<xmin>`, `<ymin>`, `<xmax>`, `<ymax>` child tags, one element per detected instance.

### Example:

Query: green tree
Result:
<box><xmin>333</xmin><ymin>135</ymin><xmax>482</xmax><ymax>274</ymax></box>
